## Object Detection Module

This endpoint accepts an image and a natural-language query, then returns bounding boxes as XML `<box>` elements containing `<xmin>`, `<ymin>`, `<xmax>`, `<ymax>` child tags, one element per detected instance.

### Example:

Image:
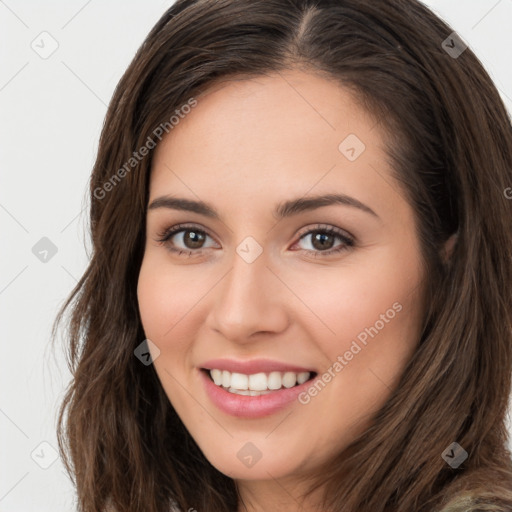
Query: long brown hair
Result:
<box><xmin>53</xmin><ymin>0</ymin><xmax>512</xmax><ymax>510</ymax></box>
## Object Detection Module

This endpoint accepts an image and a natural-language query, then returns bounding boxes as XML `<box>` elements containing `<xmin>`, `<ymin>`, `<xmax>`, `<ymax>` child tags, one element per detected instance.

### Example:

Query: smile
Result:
<box><xmin>198</xmin><ymin>360</ymin><xmax>318</xmax><ymax>418</ymax></box>
<box><xmin>207</xmin><ymin>369</ymin><xmax>312</xmax><ymax>395</ymax></box>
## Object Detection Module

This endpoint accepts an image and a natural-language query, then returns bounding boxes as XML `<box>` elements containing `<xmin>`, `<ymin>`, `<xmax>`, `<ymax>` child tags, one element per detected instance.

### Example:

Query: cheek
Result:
<box><xmin>137</xmin><ymin>262</ymin><xmax>170</xmax><ymax>339</ymax></box>
<box><xmin>137</xmin><ymin>252</ymin><xmax>206</xmax><ymax>336</ymax></box>
<box><xmin>137</xmin><ymin>257</ymin><xmax>198</xmax><ymax>411</ymax></box>
<box><xmin>286</xmin><ymin>256</ymin><xmax>421</xmax><ymax>345</ymax></box>
<box><xmin>288</xmin><ymin>270</ymin><xmax>423</xmax><ymax>445</ymax></box>
<box><xmin>137</xmin><ymin>256</ymin><xmax>193</xmax><ymax>355</ymax></box>
<box><xmin>287</xmin><ymin>248</ymin><xmax>424</xmax><ymax>392</ymax></box>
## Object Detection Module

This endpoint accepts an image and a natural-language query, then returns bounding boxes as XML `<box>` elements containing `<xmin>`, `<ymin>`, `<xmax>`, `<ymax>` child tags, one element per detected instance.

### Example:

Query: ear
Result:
<box><xmin>441</xmin><ymin>232</ymin><xmax>458</xmax><ymax>264</ymax></box>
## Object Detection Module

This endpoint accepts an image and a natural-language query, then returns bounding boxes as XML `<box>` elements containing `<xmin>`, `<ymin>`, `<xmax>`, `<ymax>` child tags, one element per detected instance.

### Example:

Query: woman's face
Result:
<box><xmin>137</xmin><ymin>69</ymin><xmax>426</xmax><ymax>484</ymax></box>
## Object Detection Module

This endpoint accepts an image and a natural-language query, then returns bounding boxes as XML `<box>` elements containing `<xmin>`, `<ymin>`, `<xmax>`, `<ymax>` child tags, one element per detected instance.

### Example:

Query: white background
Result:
<box><xmin>1</xmin><ymin>1</ymin><xmax>512</xmax><ymax>510</ymax></box>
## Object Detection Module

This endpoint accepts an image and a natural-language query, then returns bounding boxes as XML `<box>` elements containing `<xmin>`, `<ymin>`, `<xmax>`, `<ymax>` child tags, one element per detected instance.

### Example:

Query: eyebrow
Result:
<box><xmin>148</xmin><ymin>193</ymin><xmax>379</xmax><ymax>220</ymax></box>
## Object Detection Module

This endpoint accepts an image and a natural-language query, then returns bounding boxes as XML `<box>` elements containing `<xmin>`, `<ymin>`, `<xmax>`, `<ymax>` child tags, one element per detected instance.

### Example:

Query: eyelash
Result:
<box><xmin>155</xmin><ymin>223</ymin><xmax>355</xmax><ymax>259</ymax></box>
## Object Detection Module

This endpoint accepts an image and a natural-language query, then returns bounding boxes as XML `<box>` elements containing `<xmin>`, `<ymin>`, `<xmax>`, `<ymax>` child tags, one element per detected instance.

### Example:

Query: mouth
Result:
<box><xmin>198</xmin><ymin>358</ymin><xmax>319</xmax><ymax>417</ymax></box>
<box><xmin>200</xmin><ymin>368</ymin><xmax>318</xmax><ymax>396</ymax></box>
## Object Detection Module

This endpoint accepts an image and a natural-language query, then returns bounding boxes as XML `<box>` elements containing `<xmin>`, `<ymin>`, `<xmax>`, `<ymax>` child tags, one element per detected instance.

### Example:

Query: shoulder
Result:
<box><xmin>436</xmin><ymin>489</ymin><xmax>512</xmax><ymax>512</ymax></box>
<box><xmin>435</xmin><ymin>468</ymin><xmax>512</xmax><ymax>512</ymax></box>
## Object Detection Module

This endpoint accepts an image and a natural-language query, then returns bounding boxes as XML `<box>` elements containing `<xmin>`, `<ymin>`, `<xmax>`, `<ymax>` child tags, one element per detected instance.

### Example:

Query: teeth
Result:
<box><xmin>208</xmin><ymin>369</ymin><xmax>311</xmax><ymax>392</ymax></box>
<box><xmin>282</xmin><ymin>372</ymin><xmax>297</xmax><ymax>388</ymax></box>
<box><xmin>211</xmin><ymin>369</ymin><xmax>223</xmax><ymax>386</ymax></box>
<box><xmin>268</xmin><ymin>371</ymin><xmax>282</xmax><ymax>390</ymax></box>
<box><xmin>228</xmin><ymin>388</ymin><xmax>273</xmax><ymax>396</ymax></box>
<box><xmin>231</xmin><ymin>372</ymin><xmax>249</xmax><ymax>390</ymax></box>
<box><xmin>249</xmin><ymin>372</ymin><xmax>267</xmax><ymax>391</ymax></box>
<box><xmin>297</xmin><ymin>371</ymin><xmax>310</xmax><ymax>385</ymax></box>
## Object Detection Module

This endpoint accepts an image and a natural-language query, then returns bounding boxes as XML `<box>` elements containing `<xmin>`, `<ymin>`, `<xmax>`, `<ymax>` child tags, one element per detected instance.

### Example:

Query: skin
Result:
<box><xmin>137</xmin><ymin>69</ymin><xmax>443</xmax><ymax>511</ymax></box>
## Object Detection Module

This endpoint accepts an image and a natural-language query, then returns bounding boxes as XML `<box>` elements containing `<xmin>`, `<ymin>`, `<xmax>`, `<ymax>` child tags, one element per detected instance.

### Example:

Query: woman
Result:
<box><xmin>53</xmin><ymin>0</ymin><xmax>512</xmax><ymax>510</ymax></box>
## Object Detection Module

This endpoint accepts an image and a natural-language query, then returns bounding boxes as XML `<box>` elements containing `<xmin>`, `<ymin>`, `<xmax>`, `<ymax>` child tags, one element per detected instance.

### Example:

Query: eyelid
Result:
<box><xmin>155</xmin><ymin>222</ymin><xmax>353</xmax><ymax>242</ymax></box>
<box><xmin>154</xmin><ymin>222</ymin><xmax>355</xmax><ymax>257</ymax></box>
<box><xmin>155</xmin><ymin>222</ymin><xmax>219</xmax><ymax>246</ymax></box>
<box><xmin>295</xmin><ymin>223</ymin><xmax>354</xmax><ymax>242</ymax></box>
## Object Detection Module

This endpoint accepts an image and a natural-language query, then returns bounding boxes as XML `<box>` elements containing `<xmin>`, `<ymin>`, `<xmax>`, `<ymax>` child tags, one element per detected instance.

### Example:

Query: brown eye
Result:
<box><xmin>293</xmin><ymin>225</ymin><xmax>355</xmax><ymax>258</ymax></box>
<box><xmin>310</xmin><ymin>231</ymin><xmax>336</xmax><ymax>251</ymax></box>
<box><xmin>178</xmin><ymin>229</ymin><xmax>206</xmax><ymax>249</ymax></box>
<box><xmin>156</xmin><ymin>224</ymin><xmax>218</xmax><ymax>256</ymax></box>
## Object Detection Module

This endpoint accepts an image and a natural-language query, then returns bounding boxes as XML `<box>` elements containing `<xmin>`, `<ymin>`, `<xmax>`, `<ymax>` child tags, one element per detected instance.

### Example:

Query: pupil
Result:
<box><xmin>313</xmin><ymin>232</ymin><xmax>333</xmax><ymax>250</ymax></box>
<box><xmin>185</xmin><ymin>230</ymin><xmax>205</xmax><ymax>249</ymax></box>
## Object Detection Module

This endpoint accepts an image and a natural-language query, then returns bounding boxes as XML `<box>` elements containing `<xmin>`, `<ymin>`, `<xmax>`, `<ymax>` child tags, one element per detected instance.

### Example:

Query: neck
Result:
<box><xmin>235</xmin><ymin>475</ymin><xmax>324</xmax><ymax>512</ymax></box>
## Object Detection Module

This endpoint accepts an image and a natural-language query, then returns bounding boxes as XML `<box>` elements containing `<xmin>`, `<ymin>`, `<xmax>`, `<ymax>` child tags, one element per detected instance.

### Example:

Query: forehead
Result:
<box><xmin>156</xmin><ymin>69</ymin><xmax>377</xmax><ymax>156</ymax></box>
<box><xmin>148</xmin><ymin>69</ymin><xmax>405</xmax><ymax>223</ymax></box>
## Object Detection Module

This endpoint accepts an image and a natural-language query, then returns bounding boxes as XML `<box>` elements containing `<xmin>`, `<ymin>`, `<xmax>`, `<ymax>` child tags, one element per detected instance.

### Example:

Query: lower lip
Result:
<box><xmin>199</xmin><ymin>369</ymin><xmax>316</xmax><ymax>418</ymax></box>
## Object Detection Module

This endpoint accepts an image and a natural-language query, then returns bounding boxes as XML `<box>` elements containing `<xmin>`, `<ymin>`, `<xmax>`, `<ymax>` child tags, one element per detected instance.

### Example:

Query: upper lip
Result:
<box><xmin>200</xmin><ymin>358</ymin><xmax>316</xmax><ymax>375</ymax></box>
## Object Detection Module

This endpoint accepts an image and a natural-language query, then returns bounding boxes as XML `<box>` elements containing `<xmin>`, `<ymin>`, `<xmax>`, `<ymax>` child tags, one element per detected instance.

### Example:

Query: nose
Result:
<box><xmin>205</xmin><ymin>247</ymin><xmax>289</xmax><ymax>344</ymax></box>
